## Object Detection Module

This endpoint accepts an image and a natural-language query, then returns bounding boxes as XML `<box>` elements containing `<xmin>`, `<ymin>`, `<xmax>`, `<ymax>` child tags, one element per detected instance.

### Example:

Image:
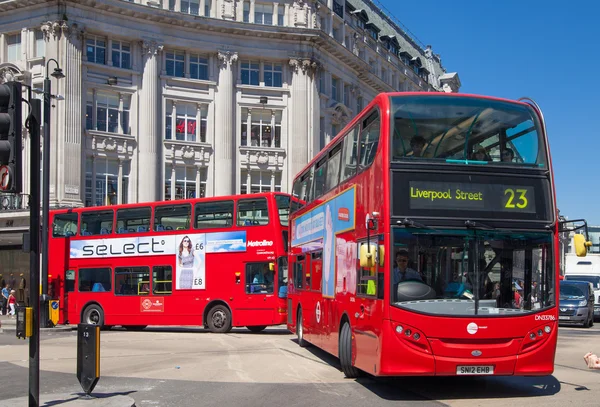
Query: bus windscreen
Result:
<box><xmin>390</xmin><ymin>95</ymin><xmax>547</xmax><ymax>166</ymax></box>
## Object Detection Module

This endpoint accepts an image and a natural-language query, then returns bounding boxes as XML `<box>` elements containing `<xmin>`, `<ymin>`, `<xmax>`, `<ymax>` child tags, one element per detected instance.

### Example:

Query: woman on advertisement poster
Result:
<box><xmin>177</xmin><ymin>236</ymin><xmax>195</xmax><ymax>289</ymax></box>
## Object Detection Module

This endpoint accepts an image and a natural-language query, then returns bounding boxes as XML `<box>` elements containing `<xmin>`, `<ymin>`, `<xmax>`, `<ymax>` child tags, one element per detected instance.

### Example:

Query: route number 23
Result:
<box><xmin>504</xmin><ymin>188</ymin><xmax>528</xmax><ymax>209</ymax></box>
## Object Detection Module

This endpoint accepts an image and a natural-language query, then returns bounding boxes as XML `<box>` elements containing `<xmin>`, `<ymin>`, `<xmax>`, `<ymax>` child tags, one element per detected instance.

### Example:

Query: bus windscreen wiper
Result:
<box><xmin>464</xmin><ymin>220</ymin><xmax>496</xmax><ymax>231</ymax></box>
<box><xmin>397</xmin><ymin>218</ymin><xmax>431</xmax><ymax>229</ymax></box>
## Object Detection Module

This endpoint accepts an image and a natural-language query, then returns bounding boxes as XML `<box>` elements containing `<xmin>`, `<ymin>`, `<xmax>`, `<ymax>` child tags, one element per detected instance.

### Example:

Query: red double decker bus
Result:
<box><xmin>287</xmin><ymin>92</ymin><xmax>586</xmax><ymax>376</ymax></box>
<box><xmin>48</xmin><ymin>192</ymin><xmax>291</xmax><ymax>333</ymax></box>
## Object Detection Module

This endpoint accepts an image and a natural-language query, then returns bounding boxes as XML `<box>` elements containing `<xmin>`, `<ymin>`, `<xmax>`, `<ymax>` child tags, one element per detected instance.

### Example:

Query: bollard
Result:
<box><xmin>77</xmin><ymin>324</ymin><xmax>100</xmax><ymax>396</ymax></box>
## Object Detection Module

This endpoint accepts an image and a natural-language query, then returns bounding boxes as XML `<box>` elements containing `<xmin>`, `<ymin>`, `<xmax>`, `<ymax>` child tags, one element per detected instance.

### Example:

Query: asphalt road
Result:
<box><xmin>0</xmin><ymin>324</ymin><xmax>598</xmax><ymax>407</ymax></box>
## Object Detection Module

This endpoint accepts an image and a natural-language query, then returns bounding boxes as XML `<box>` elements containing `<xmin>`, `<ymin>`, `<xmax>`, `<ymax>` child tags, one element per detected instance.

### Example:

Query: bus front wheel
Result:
<box><xmin>297</xmin><ymin>309</ymin><xmax>308</xmax><ymax>347</ymax></box>
<box><xmin>82</xmin><ymin>304</ymin><xmax>104</xmax><ymax>328</ymax></box>
<box><xmin>207</xmin><ymin>304</ymin><xmax>232</xmax><ymax>333</ymax></box>
<box><xmin>339</xmin><ymin>322</ymin><xmax>360</xmax><ymax>378</ymax></box>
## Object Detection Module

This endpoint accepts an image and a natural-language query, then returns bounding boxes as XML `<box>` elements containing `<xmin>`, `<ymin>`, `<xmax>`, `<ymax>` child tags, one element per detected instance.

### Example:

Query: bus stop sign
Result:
<box><xmin>77</xmin><ymin>324</ymin><xmax>100</xmax><ymax>395</ymax></box>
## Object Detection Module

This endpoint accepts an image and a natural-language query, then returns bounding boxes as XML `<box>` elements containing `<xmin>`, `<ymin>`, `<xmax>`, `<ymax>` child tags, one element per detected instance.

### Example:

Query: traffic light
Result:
<box><xmin>0</xmin><ymin>81</ymin><xmax>22</xmax><ymax>194</ymax></box>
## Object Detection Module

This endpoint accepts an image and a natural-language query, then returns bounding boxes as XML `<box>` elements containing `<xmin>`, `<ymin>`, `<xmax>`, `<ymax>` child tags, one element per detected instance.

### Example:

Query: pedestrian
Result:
<box><xmin>8</xmin><ymin>289</ymin><xmax>17</xmax><ymax>317</ymax></box>
<box><xmin>584</xmin><ymin>352</ymin><xmax>600</xmax><ymax>369</ymax></box>
<box><xmin>1</xmin><ymin>283</ymin><xmax>9</xmax><ymax>315</ymax></box>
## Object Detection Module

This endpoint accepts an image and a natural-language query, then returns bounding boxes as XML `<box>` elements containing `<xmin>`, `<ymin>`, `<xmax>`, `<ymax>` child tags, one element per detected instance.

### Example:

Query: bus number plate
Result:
<box><xmin>456</xmin><ymin>365</ymin><xmax>494</xmax><ymax>375</ymax></box>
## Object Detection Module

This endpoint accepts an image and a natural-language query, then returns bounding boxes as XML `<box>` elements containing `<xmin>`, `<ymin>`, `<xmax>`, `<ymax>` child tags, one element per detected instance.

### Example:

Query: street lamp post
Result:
<box><xmin>41</xmin><ymin>58</ymin><xmax>65</xmax><ymax>327</ymax></box>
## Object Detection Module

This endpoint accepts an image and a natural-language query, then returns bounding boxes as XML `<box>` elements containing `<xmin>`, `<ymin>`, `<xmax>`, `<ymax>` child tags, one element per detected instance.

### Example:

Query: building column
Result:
<box><xmin>288</xmin><ymin>58</ymin><xmax>317</xmax><ymax>182</ymax></box>
<box><xmin>138</xmin><ymin>40</ymin><xmax>164</xmax><ymax>202</ymax></box>
<box><xmin>171</xmin><ymin>100</ymin><xmax>177</xmax><ymax>140</ymax></box>
<box><xmin>91</xmin><ymin>155</ymin><xmax>97</xmax><ymax>206</ymax></box>
<box><xmin>195</xmin><ymin>164</ymin><xmax>203</xmax><ymax>197</ymax></box>
<box><xmin>118</xmin><ymin>93</ymin><xmax>124</xmax><ymax>134</ymax></box>
<box><xmin>245</xmin><ymin>108</ymin><xmax>251</xmax><ymax>146</ymax></box>
<box><xmin>57</xmin><ymin>23</ymin><xmax>85</xmax><ymax>205</ymax></box>
<box><xmin>117</xmin><ymin>159</ymin><xmax>123</xmax><ymax>205</ymax></box>
<box><xmin>213</xmin><ymin>50</ymin><xmax>238</xmax><ymax>196</ymax></box>
<box><xmin>196</xmin><ymin>103</ymin><xmax>202</xmax><ymax>142</ymax></box>
<box><xmin>170</xmin><ymin>164</ymin><xmax>176</xmax><ymax>200</ymax></box>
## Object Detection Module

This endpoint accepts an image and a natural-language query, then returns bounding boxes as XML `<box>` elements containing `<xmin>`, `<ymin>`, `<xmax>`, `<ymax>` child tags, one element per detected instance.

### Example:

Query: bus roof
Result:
<box><xmin>50</xmin><ymin>192</ymin><xmax>292</xmax><ymax>214</ymax></box>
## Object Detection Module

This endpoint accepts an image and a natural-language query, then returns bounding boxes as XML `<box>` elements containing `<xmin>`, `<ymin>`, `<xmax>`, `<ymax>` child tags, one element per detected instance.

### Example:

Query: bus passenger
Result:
<box><xmin>501</xmin><ymin>148</ymin><xmax>515</xmax><ymax>162</ymax></box>
<box><xmin>471</xmin><ymin>144</ymin><xmax>491</xmax><ymax>161</ymax></box>
<box><xmin>410</xmin><ymin>136</ymin><xmax>426</xmax><ymax>157</ymax></box>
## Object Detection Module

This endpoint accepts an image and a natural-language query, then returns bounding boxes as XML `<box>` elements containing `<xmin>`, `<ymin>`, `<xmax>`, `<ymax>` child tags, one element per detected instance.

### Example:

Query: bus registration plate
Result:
<box><xmin>456</xmin><ymin>366</ymin><xmax>494</xmax><ymax>375</ymax></box>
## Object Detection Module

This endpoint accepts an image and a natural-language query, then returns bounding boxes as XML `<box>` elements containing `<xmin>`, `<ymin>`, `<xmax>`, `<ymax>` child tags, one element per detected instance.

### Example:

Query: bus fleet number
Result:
<box><xmin>504</xmin><ymin>188</ymin><xmax>528</xmax><ymax>209</ymax></box>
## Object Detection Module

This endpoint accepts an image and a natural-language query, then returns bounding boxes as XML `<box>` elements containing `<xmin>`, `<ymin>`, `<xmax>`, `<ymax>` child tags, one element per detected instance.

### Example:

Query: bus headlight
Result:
<box><xmin>395</xmin><ymin>325</ymin><xmax>403</xmax><ymax>334</ymax></box>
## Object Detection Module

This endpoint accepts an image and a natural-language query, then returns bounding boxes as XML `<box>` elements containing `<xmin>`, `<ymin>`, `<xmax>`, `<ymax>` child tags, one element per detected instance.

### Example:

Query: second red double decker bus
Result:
<box><xmin>48</xmin><ymin>192</ymin><xmax>291</xmax><ymax>333</ymax></box>
<box><xmin>287</xmin><ymin>92</ymin><xmax>587</xmax><ymax>377</ymax></box>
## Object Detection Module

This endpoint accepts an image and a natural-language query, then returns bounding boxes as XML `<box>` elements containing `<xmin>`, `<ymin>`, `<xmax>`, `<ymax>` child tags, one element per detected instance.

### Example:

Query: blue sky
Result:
<box><xmin>382</xmin><ymin>0</ymin><xmax>600</xmax><ymax>224</ymax></box>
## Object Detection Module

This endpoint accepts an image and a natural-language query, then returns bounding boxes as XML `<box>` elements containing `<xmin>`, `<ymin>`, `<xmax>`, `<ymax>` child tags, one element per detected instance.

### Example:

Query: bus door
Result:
<box><xmin>241</xmin><ymin>261</ymin><xmax>277</xmax><ymax>326</ymax></box>
<box><xmin>64</xmin><ymin>269</ymin><xmax>76</xmax><ymax>324</ymax></box>
<box><xmin>354</xmin><ymin>240</ymin><xmax>384</xmax><ymax>373</ymax></box>
<box><xmin>309</xmin><ymin>251</ymin><xmax>326</xmax><ymax>346</ymax></box>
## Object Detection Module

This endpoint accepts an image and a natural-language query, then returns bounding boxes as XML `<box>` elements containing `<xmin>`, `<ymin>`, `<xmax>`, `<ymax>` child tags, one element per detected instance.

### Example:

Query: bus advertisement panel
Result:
<box><xmin>287</xmin><ymin>92</ymin><xmax>578</xmax><ymax>377</ymax></box>
<box><xmin>48</xmin><ymin>193</ymin><xmax>290</xmax><ymax>333</ymax></box>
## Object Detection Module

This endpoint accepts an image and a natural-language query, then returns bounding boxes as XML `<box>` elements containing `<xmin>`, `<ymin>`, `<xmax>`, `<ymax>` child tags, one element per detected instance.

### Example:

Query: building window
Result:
<box><xmin>319</xmin><ymin>70</ymin><xmax>325</xmax><ymax>93</ymax></box>
<box><xmin>241</xmin><ymin>61</ymin><xmax>259</xmax><ymax>85</ymax></box>
<box><xmin>277</xmin><ymin>6</ymin><xmax>284</xmax><ymax>25</ymax></box>
<box><xmin>165</xmin><ymin>102</ymin><xmax>207</xmax><ymax>143</ymax></box>
<box><xmin>86</xmin><ymin>91</ymin><xmax>131</xmax><ymax>134</ymax></box>
<box><xmin>112</xmin><ymin>41</ymin><xmax>131</xmax><ymax>69</ymax></box>
<box><xmin>357</xmin><ymin>96</ymin><xmax>363</xmax><ymax>112</ymax></box>
<box><xmin>85</xmin><ymin>157</ymin><xmax>130</xmax><ymax>207</ymax></box>
<box><xmin>35</xmin><ymin>30</ymin><xmax>45</xmax><ymax>58</ymax></box>
<box><xmin>181</xmin><ymin>0</ymin><xmax>200</xmax><ymax>15</ymax></box>
<box><xmin>166</xmin><ymin>50</ymin><xmax>185</xmax><ymax>77</ymax></box>
<box><xmin>263</xmin><ymin>63</ymin><xmax>282</xmax><ymax>87</ymax></box>
<box><xmin>190</xmin><ymin>54</ymin><xmax>209</xmax><ymax>80</ymax></box>
<box><xmin>86</xmin><ymin>35</ymin><xmax>106</xmax><ymax>64</ymax></box>
<box><xmin>331</xmin><ymin>77</ymin><xmax>339</xmax><ymax>101</ymax></box>
<box><xmin>204</xmin><ymin>0</ymin><xmax>211</xmax><ymax>16</ymax></box>
<box><xmin>241</xmin><ymin>170</ymin><xmax>282</xmax><ymax>194</ymax></box>
<box><xmin>241</xmin><ymin>108</ymin><xmax>281</xmax><ymax>148</ymax></box>
<box><xmin>7</xmin><ymin>34</ymin><xmax>21</xmax><ymax>62</ymax></box>
<box><xmin>243</xmin><ymin>2</ymin><xmax>250</xmax><ymax>22</ymax></box>
<box><xmin>344</xmin><ymin>83</ymin><xmax>350</xmax><ymax>106</ymax></box>
<box><xmin>254</xmin><ymin>4</ymin><xmax>273</xmax><ymax>25</ymax></box>
<box><xmin>165</xmin><ymin>166</ymin><xmax>206</xmax><ymax>200</ymax></box>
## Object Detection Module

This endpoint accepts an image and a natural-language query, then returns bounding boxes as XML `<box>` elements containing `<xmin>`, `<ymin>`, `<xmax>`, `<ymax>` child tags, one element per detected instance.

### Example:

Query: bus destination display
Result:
<box><xmin>409</xmin><ymin>181</ymin><xmax>536</xmax><ymax>213</ymax></box>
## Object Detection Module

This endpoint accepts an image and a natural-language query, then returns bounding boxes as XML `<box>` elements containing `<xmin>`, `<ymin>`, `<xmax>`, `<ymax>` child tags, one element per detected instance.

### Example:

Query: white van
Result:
<box><xmin>564</xmin><ymin>253</ymin><xmax>600</xmax><ymax>320</ymax></box>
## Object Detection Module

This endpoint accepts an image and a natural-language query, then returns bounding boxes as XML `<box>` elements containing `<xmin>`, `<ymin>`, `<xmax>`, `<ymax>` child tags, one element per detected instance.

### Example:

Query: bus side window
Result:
<box><xmin>154</xmin><ymin>204</ymin><xmax>191</xmax><ymax>231</ymax></box>
<box><xmin>195</xmin><ymin>200</ymin><xmax>234</xmax><ymax>229</ymax></box>
<box><xmin>52</xmin><ymin>212</ymin><xmax>79</xmax><ymax>237</ymax></box>
<box><xmin>237</xmin><ymin>198</ymin><xmax>269</xmax><ymax>226</ymax></box>
<box><xmin>78</xmin><ymin>268</ymin><xmax>111</xmax><ymax>292</ymax></box>
<box><xmin>116</xmin><ymin>207</ymin><xmax>151</xmax><ymax>234</ymax></box>
<box><xmin>310</xmin><ymin>252</ymin><xmax>323</xmax><ymax>291</ymax></box>
<box><xmin>152</xmin><ymin>265</ymin><xmax>172</xmax><ymax>295</ymax></box>
<box><xmin>80</xmin><ymin>210</ymin><xmax>114</xmax><ymax>236</ymax></box>
<box><xmin>359</xmin><ymin>110</ymin><xmax>380</xmax><ymax>169</ymax></box>
<box><xmin>115</xmin><ymin>266</ymin><xmax>150</xmax><ymax>296</ymax></box>
<box><xmin>340</xmin><ymin>126</ymin><xmax>359</xmax><ymax>182</ymax></box>
<box><xmin>293</xmin><ymin>255</ymin><xmax>305</xmax><ymax>289</ymax></box>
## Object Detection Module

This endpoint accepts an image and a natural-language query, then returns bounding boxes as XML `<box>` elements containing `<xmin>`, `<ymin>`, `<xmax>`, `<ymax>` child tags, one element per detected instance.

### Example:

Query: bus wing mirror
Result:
<box><xmin>573</xmin><ymin>234</ymin><xmax>592</xmax><ymax>257</ymax></box>
<box><xmin>360</xmin><ymin>244</ymin><xmax>376</xmax><ymax>268</ymax></box>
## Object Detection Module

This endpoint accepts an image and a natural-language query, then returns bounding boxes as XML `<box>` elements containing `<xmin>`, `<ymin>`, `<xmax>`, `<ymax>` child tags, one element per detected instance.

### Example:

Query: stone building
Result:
<box><xmin>0</xmin><ymin>0</ymin><xmax>460</xmax><ymax>275</ymax></box>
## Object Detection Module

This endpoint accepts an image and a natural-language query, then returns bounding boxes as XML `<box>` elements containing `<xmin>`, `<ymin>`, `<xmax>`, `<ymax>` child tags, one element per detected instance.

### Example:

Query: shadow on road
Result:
<box><xmin>291</xmin><ymin>338</ymin><xmax>562</xmax><ymax>401</ymax></box>
<box><xmin>109</xmin><ymin>325</ymin><xmax>292</xmax><ymax>335</ymax></box>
